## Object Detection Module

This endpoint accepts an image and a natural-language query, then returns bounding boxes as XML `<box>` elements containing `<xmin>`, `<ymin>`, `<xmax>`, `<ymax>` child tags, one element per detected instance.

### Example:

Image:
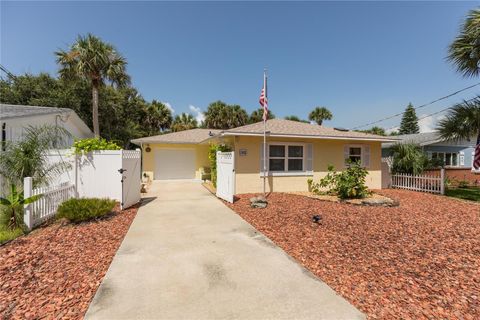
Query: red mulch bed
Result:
<box><xmin>227</xmin><ymin>190</ymin><xmax>480</xmax><ymax>320</ymax></box>
<box><xmin>0</xmin><ymin>205</ymin><xmax>138</xmax><ymax>320</ymax></box>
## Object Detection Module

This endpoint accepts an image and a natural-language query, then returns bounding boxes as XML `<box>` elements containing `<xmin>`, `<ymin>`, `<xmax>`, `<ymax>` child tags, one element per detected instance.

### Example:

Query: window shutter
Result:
<box><xmin>363</xmin><ymin>145</ymin><xmax>370</xmax><ymax>168</ymax></box>
<box><xmin>306</xmin><ymin>143</ymin><xmax>313</xmax><ymax>174</ymax></box>
<box><xmin>459</xmin><ymin>151</ymin><xmax>465</xmax><ymax>166</ymax></box>
<box><xmin>260</xmin><ymin>143</ymin><xmax>268</xmax><ymax>174</ymax></box>
<box><xmin>344</xmin><ymin>145</ymin><xmax>350</xmax><ymax>167</ymax></box>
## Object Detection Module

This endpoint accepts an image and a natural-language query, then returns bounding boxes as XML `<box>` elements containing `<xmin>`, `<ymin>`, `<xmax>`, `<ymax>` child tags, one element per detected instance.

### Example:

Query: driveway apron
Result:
<box><xmin>85</xmin><ymin>181</ymin><xmax>364</xmax><ymax>320</ymax></box>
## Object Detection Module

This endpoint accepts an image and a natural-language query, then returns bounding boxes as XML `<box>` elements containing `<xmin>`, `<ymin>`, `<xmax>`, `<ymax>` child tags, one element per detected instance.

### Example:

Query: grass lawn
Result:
<box><xmin>446</xmin><ymin>187</ymin><xmax>480</xmax><ymax>202</ymax></box>
<box><xmin>0</xmin><ymin>226</ymin><xmax>23</xmax><ymax>244</ymax></box>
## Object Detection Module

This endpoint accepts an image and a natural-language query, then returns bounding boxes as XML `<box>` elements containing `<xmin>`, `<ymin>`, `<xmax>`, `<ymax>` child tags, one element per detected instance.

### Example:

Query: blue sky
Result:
<box><xmin>1</xmin><ymin>1</ymin><xmax>479</xmax><ymax>131</ymax></box>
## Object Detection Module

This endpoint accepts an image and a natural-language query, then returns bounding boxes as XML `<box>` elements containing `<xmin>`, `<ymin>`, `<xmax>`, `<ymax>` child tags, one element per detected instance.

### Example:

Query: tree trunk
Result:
<box><xmin>92</xmin><ymin>83</ymin><xmax>100</xmax><ymax>138</ymax></box>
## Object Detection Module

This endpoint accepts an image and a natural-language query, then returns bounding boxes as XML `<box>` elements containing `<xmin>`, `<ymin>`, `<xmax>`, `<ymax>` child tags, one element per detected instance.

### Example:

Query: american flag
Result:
<box><xmin>259</xmin><ymin>77</ymin><xmax>268</xmax><ymax>121</ymax></box>
<box><xmin>474</xmin><ymin>134</ymin><xmax>480</xmax><ymax>170</ymax></box>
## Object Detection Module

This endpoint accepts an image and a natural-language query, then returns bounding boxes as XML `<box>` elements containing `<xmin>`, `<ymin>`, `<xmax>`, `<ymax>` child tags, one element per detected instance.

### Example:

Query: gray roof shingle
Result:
<box><xmin>131</xmin><ymin>128</ymin><xmax>222</xmax><ymax>144</ymax></box>
<box><xmin>224</xmin><ymin>119</ymin><xmax>397</xmax><ymax>141</ymax></box>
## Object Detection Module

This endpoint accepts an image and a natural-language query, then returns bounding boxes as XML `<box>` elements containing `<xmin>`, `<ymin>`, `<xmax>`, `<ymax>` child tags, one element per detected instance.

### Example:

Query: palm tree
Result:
<box><xmin>308</xmin><ymin>107</ymin><xmax>333</xmax><ymax>125</ymax></box>
<box><xmin>204</xmin><ymin>101</ymin><xmax>249</xmax><ymax>129</ymax></box>
<box><xmin>56</xmin><ymin>33</ymin><xmax>130</xmax><ymax>137</ymax></box>
<box><xmin>389</xmin><ymin>143</ymin><xmax>430</xmax><ymax>175</ymax></box>
<box><xmin>249</xmin><ymin>108</ymin><xmax>275</xmax><ymax>123</ymax></box>
<box><xmin>447</xmin><ymin>9</ymin><xmax>480</xmax><ymax>78</ymax></box>
<box><xmin>0</xmin><ymin>125</ymin><xmax>71</xmax><ymax>188</ymax></box>
<box><xmin>437</xmin><ymin>98</ymin><xmax>480</xmax><ymax>144</ymax></box>
<box><xmin>145</xmin><ymin>100</ymin><xmax>173</xmax><ymax>135</ymax></box>
<box><xmin>171</xmin><ymin>113</ymin><xmax>198</xmax><ymax>132</ymax></box>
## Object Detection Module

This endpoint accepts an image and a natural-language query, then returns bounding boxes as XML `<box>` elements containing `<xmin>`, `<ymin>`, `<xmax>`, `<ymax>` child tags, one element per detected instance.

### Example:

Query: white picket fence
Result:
<box><xmin>391</xmin><ymin>169</ymin><xmax>445</xmax><ymax>195</ymax></box>
<box><xmin>24</xmin><ymin>177</ymin><xmax>76</xmax><ymax>229</ymax></box>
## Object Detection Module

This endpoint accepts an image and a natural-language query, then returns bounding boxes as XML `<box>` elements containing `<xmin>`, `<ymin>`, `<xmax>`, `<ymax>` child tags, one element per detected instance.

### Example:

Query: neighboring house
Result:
<box><xmin>0</xmin><ymin>104</ymin><xmax>93</xmax><ymax>146</ymax></box>
<box><xmin>132</xmin><ymin>119</ymin><xmax>396</xmax><ymax>194</ymax></box>
<box><xmin>381</xmin><ymin>132</ymin><xmax>475</xmax><ymax>169</ymax></box>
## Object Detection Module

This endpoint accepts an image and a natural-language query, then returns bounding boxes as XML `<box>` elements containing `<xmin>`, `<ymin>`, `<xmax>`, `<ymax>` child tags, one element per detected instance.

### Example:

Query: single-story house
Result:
<box><xmin>381</xmin><ymin>132</ymin><xmax>476</xmax><ymax>169</ymax></box>
<box><xmin>132</xmin><ymin>119</ymin><xmax>397</xmax><ymax>194</ymax></box>
<box><xmin>0</xmin><ymin>104</ymin><xmax>93</xmax><ymax>146</ymax></box>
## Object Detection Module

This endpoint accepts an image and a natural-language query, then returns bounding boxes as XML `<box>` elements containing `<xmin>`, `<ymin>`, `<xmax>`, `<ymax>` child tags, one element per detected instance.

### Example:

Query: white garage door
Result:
<box><xmin>154</xmin><ymin>149</ymin><xmax>196</xmax><ymax>180</ymax></box>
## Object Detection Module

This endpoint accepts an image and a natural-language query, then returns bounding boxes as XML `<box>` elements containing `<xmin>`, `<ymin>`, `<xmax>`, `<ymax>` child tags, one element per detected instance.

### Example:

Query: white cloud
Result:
<box><xmin>163</xmin><ymin>102</ymin><xmax>175</xmax><ymax>114</ymax></box>
<box><xmin>418</xmin><ymin>114</ymin><xmax>445</xmax><ymax>133</ymax></box>
<box><xmin>189</xmin><ymin>105</ymin><xmax>205</xmax><ymax>124</ymax></box>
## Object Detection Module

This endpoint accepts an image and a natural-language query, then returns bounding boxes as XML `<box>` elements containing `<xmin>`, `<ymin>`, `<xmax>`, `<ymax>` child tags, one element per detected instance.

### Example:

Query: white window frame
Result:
<box><xmin>430</xmin><ymin>151</ymin><xmax>460</xmax><ymax>167</ymax></box>
<box><xmin>344</xmin><ymin>144</ymin><xmax>369</xmax><ymax>168</ymax></box>
<box><xmin>262</xmin><ymin>142</ymin><xmax>311</xmax><ymax>177</ymax></box>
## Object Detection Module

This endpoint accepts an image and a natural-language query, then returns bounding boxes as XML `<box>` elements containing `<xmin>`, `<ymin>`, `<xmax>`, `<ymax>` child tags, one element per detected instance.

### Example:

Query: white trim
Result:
<box><xmin>260</xmin><ymin>171</ymin><xmax>314</xmax><ymax>177</ymax></box>
<box><xmin>344</xmin><ymin>144</ymin><xmax>370</xmax><ymax>168</ymax></box>
<box><xmin>221</xmin><ymin>131</ymin><xmax>397</xmax><ymax>142</ymax></box>
<box><xmin>267</xmin><ymin>142</ymin><xmax>306</xmax><ymax>173</ymax></box>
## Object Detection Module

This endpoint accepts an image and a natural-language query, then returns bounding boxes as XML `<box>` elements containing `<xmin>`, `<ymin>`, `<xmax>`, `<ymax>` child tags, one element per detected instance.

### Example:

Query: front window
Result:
<box><xmin>348</xmin><ymin>147</ymin><xmax>362</xmax><ymax>164</ymax></box>
<box><xmin>269</xmin><ymin>144</ymin><xmax>304</xmax><ymax>172</ymax></box>
<box><xmin>431</xmin><ymin>152</ymin><xmax>458</xmax><ymax>167</ymax></box>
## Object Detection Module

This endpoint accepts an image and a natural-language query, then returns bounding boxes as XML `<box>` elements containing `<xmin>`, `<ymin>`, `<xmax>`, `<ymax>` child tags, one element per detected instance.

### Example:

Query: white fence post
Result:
<box><xmin>440</xmin><ymin>168</ymin><xmax>445</xmax><ymax>195</ymax></box>
<box><xmin>23</xmin><ymin>177</ymin><xmax>33</xmax><ymax>231</ymax></box>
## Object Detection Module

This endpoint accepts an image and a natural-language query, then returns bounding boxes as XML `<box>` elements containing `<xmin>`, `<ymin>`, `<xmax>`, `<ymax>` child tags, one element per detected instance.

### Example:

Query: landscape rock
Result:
<box><xmin>249</xmin><ymin>195</ymin><xmax>268</xmax><ymax>208</ymax></box>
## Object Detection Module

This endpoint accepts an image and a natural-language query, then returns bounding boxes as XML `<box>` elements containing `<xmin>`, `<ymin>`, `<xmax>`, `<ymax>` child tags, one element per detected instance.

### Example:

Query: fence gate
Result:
<box><xmin>120</xmin><ymin>150</ymin><xmax>141</xmax><ymax>209</ymax></box>
<box><xmin>216</xmin><ymin>151</ymin><xmax>235</xmax><ymax>203</ymax></box>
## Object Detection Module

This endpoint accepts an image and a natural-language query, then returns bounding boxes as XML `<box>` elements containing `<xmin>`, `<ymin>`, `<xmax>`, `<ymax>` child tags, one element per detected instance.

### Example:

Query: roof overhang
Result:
<box><xmin>221</xmin><ymin>131</ymin><xmax>399</xmax><ymax>142</ymax></box>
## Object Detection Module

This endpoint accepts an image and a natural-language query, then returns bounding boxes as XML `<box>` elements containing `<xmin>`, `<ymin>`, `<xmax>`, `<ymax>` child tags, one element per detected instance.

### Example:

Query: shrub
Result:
<box><xmin>57</xmin><ymin>198</ymin><xmax>116</xmax><ymax>223</ymax></box>
<box><xmin>308</xmin><ymin>161</ymin><xmax>370</xmax><ymax>199</ymax></box>
<box><xmin>335</xmin><ymin>162</ymin><xmax>370</xmax><ymax>199</ymax></box>
<box><xmin>208</xmin><ymin>143</ymin><xmax>232</xmax><ymax>187</ymax></box>
<box><xmin>73</xmin><ymin>138</ymin><xmax>121</xmax><ymax>154</ymax></box>
<box><xmin>389</xmin><ymin>143</ymin><xmax>430</xmax><ymax>175</ymax></box>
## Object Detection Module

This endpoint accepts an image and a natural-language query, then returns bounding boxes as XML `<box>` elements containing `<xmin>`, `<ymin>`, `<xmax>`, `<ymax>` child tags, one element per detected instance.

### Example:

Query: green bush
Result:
<box><xmin>57</xmin><ymin>198</ymin><xmax>116</xmax><ymax>223</ymax></box>
<box><xmin>73</xmin><ymin>138</ymin><xmax>121</xmax><ymax>154</ymax></box>
<box><xmin>208</xmin><ymin>143</ymin><xmax>232</xmax><ymax>187</ymax></box>
<box><xmin>308</xmin><ymin>161</ymin><xmax>370</xmax><ymax>199</ymax></box>
<box><xmin>335</xmin><ymin>162</ymin><xmax>370</xmax><ymax>199</ymax></box>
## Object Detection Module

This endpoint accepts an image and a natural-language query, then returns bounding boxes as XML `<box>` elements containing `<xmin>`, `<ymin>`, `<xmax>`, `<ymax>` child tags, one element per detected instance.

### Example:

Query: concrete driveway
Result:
<box><xmin>85</xmin><ymin>181</ymin><xmax>364</xmax><ymax>320</ymax></box>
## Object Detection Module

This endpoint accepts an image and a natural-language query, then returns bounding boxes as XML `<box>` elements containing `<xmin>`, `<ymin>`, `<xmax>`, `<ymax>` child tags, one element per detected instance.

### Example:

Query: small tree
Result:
<box><xmin>0</xmin><ymin>184</ymin><xmax>42</xmax><ymax>230</ymax></box>
<box><xmin>0</xmin><ymin>125</ymin><xmax>72</xmax><ymax>188</ymax></box>
<box><xmin>308</xmin><ymin>161</ymin><xmax>370</xmax><ymax>199</ymax></box>
<box><xmin>399</xmin><ymin>103</ymin><xmax>419</xmax><ymax>134</ymax></box>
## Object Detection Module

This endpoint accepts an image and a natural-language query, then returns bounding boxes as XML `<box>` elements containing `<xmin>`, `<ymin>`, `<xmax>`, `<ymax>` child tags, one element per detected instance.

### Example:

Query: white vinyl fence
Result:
<box><xmin>391</xmin><ymin>169</ymin><xmax>445</xmax><ymax>195</ymax></box>
<box><xmin>216</xmin><ymin>151</ymin><xmax>235</xmax><ymax>203</ymax></box>
<box><xmin>21</xmin><ymin>149</ymin><xmax>141</xmax><ymax>230</ymax></box>
<box><xmin>24</xmin><ymin>177</ymin><xmax>76</xmax><ymax>229</ymax></box>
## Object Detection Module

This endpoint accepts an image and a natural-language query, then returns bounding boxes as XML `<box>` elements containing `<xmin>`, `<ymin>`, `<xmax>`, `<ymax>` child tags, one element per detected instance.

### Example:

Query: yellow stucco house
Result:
<box><xmin>131</xmin><ymin>119</ymin><xmax>397</xmax><ymax>194</ymax></box>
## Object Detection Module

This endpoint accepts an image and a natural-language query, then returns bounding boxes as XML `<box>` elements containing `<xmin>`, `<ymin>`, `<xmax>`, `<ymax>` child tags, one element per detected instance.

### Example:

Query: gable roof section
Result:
<box><xmin>382</xmin><ymin>131</ymin><xmax>475</xmax><ymax>148</ymax></box>
<box><xmin>0</xmin><ymin>104</ymin><xmax>93</xmax><ymax>137</ymax></box>
<box><xmin>0</xmin><ymin>104</ymin><xmax>71</xmax><ymax>120</ymax></box>
<box><xmin>131</xmin><ymin>128</ymin><xmax>222</xmax><ymax>145</ymax></box>
<box><xmin>223</xmin><ymin>119</ymin><xmax>397</xmax><ymax>142</ymax></box>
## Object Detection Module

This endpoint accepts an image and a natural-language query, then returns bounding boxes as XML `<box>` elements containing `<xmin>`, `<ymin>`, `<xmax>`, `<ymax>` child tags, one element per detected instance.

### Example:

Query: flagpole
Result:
<box><xmin>263</xmin><ymin>69</ymin><xmax>267</xmax><ymax>197</ymax></box>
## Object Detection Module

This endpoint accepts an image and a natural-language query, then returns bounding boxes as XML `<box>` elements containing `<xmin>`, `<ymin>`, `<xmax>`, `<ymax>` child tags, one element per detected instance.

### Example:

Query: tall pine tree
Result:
<box><xmin>399</xmin><ymin>103</ymin><xmax>420</xmax><ymax>134</ymax></box>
